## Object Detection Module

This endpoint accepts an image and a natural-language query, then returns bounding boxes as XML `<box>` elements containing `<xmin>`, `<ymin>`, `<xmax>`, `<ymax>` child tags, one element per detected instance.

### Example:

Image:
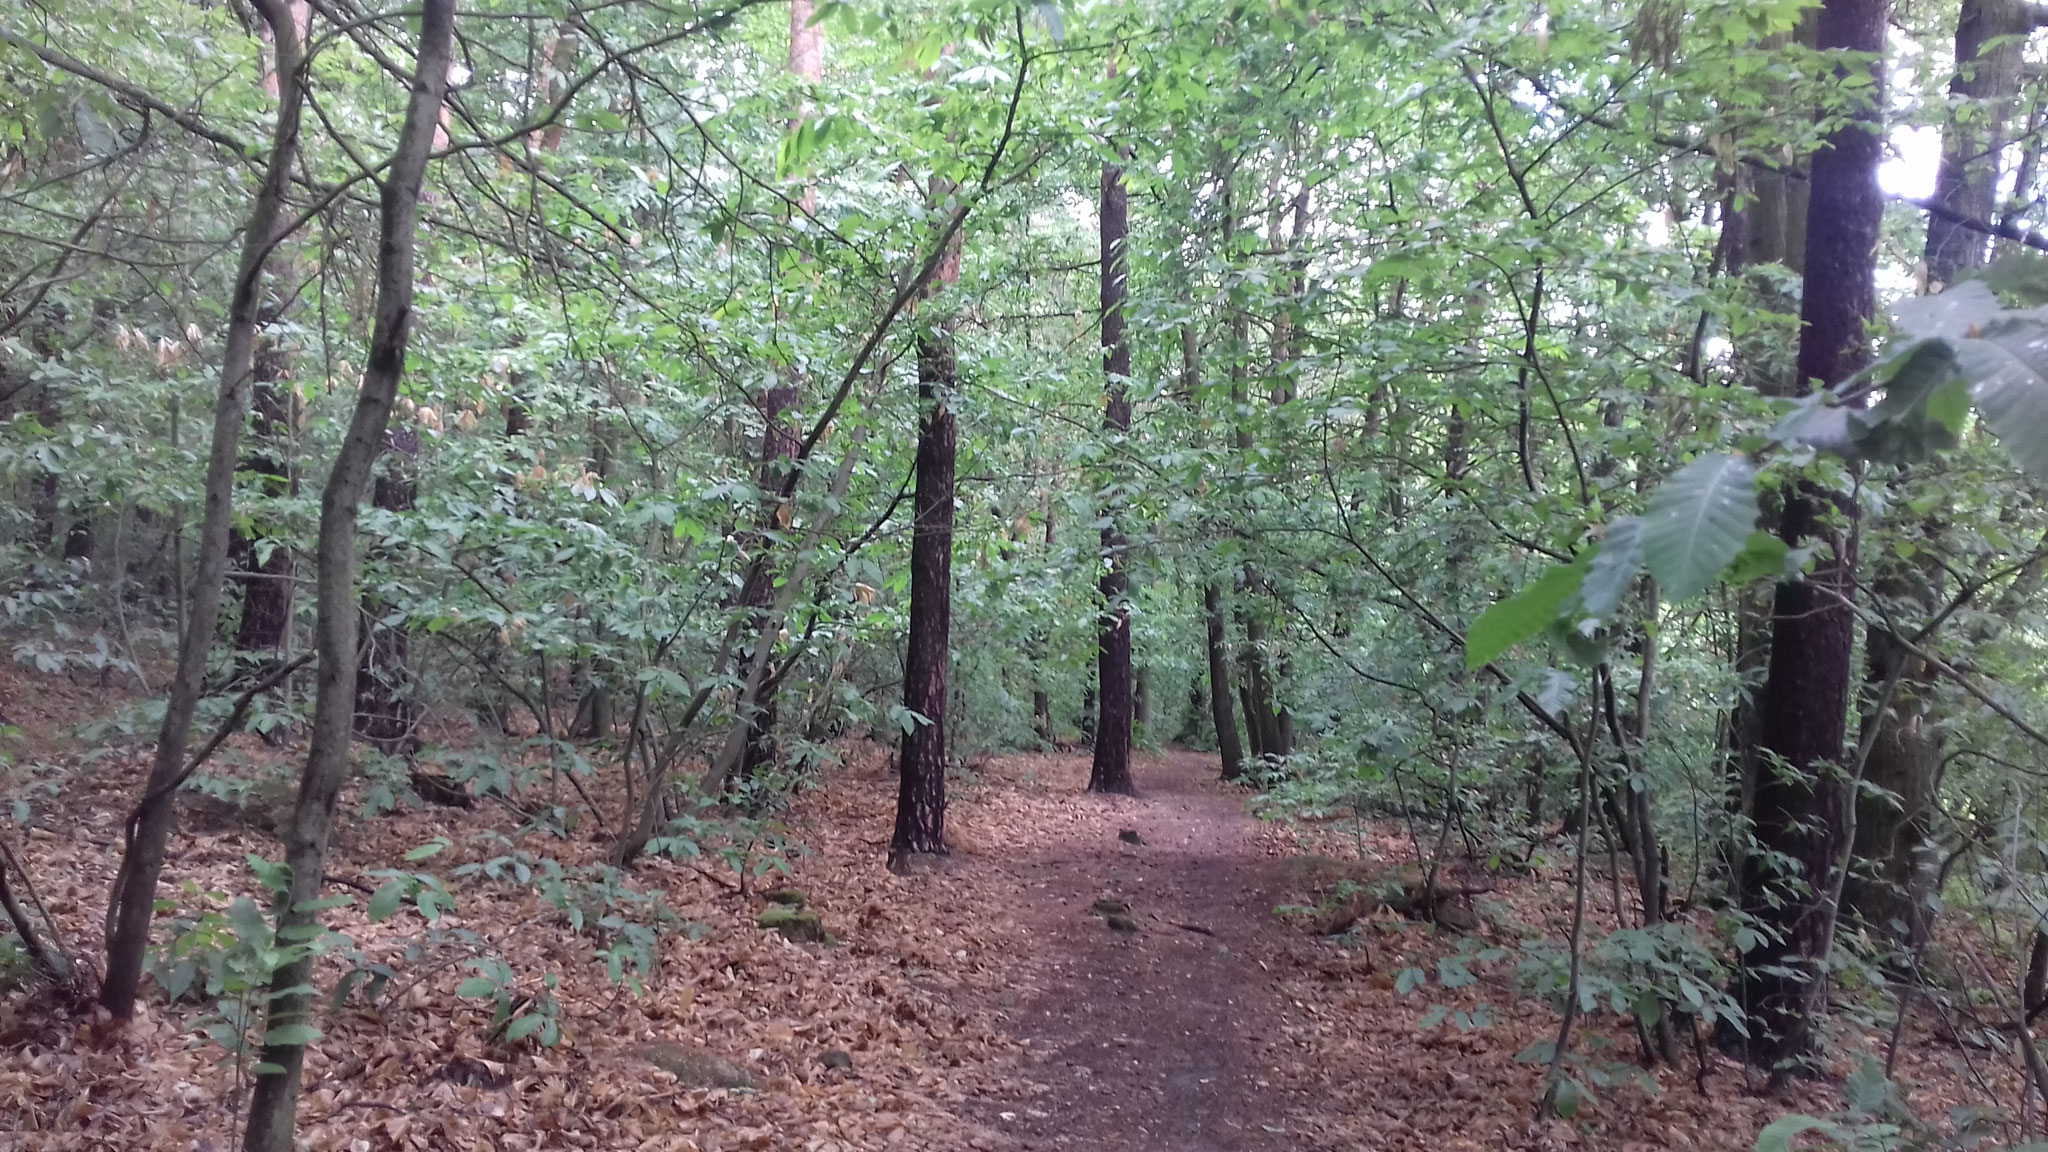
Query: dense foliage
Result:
<box><xmin>7</xmin><ymin>0</ymin><xmax>2048</xmax><ymax>1142</ymax></box>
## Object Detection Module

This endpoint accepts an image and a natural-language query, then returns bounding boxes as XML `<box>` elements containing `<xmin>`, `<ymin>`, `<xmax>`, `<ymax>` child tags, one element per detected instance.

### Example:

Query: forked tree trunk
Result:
<box><xmin>240</xmin><ymin>7</ymin><xmax>452</xmax><ymax>1146</ymax></box>
<box><xmin>1733</xmin><ymin>0</ymin><xmax>1884</xmax><ymax>1073</ymax></box>
<box><xmin>890</xmin><ymin>320</ymin><xmax>956</xmax><ymax>870</ymax></box>
<box><xmin>100</xmin><ymin>0</ymin><xmax>307</xmax><ymax>1021</ymax></box>
<box><xmin>1089</xmin><ymin>157</ymin><xmax>1136</xmax><ymax>796</ymax></box>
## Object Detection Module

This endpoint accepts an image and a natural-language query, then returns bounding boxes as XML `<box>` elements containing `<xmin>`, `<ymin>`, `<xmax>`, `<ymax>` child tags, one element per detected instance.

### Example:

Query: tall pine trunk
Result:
<box><xmin>101</xmin><ymin>0</ymin><xmax>306</xmax><ymax>1020</ymax></box>
<box><xmin>1089</xmin><ymin>157</ymin><xmax>1135</xmax><ymax>795</ymax></box>
<box><xmin>240</xmin><ymin>7</ymin><xmax>451</xmax><ymax>1145</ymax></box>
<box><xmin>1733</xmin><ymin>0</ymin><xmax>1884</xmax><ymax>1071</ymax></box>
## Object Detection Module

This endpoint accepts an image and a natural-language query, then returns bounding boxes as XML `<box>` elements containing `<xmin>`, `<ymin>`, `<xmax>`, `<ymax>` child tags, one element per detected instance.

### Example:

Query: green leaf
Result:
<box><xmin>1579</xmin><ymin>516</ymin><xmax>1643</xmax><ymax>619</ymax></box>
<box><xmin>1754</xmin><ymin>1115</ymin><xmax>1835</xmax><ymax>1152</ymax></box>
<box><xmin>1969</xmin><ymin>253</ymin><xmax>2048</xmax><ymax>307</ymax></box>
<box><xmin>405</xmin><ymin>837</ymin><xmax>450</xmax><ymax>862</ymax></box>
<box><xmin>246</xmin><ymin>853</ymin><xmax>292</xmax><ymax>895</ymax></box>
<box><xmin>261</xmin><ymin>1023</ymin><xmax>322</xmax><ymax>1048</ymax></box>
<box><xmin>1721</xmin><ymin>531</ymin><xmax>1790</xmax><ymax>585</ymax></box>
<box><xmin>1549</xmin><ymin>1077</ymin><xmax>1583</xmax><ymax>1119</ymax></box>
<box><xmin>505</xmin><ymin>1013</ymin><xmax>548</xmax><ymax>1041</ymax></box>
<box><xmin>1638</xmin><ymin>454</ymin><xmax>1757</xmax><ymax>601</ymax></box>
<box><xmin>1954</xmin><ymin>313</ymin><xmax>2048</xmax><ymax>480</ymax></box>
<box><xmin>1465</xmin><ymin>558</ymin><xmax>1589</xmax><ymax>669</ymax></box>
<box><xmin>1893</xmin><ymin>280</ymin><xmax>2001</xmax><ymax>342</ymax></box>
<box><xmin>456</xmin><ymin>976</ymin><xmax>500</xmax><ymax>999</ymax></box>
<box><xmin>1846</xmin><ymin>340</ymin><xmax>1966</xmax><ymax>464</ymax></box>
<box><xmin>368</xmin><ymin>881</ymin><xmax>404</xmax><ymax>923</ymax></box>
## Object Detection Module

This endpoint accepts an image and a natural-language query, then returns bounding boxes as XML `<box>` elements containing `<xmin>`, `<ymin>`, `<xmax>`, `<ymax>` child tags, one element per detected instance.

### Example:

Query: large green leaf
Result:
<box><xmin>1578</xmin><ymin>516</ymin><xmax>1642</xmax><ymax>620</ymax></box>
<box><xmin>1465</xmin><ymin>557</ymin><xmax>1589</xmax><ymax>670</ymax></box>
<box><xmin>1754</xmin><ymin>1115</ymin><xmax>1836</xmax><ymax>1152</ymax></box>
<box><xmin>1638</xmin><ymin>454</ymin><xmax>1758</xmax><ymax>601</ymax></box>
<box><xmin>1846</xmin><ymin>340</ymin><xmax>1967</xmax><ymax>465</ymax></box>
<box><xmin>1954</xmin><ymin>312</ymin><xmax>2048</xmax><ymax>481</ymax></box>
<box><xmin>1892</xmin><ymin>280</ymin><xmax>2001</xmax><ymax>342</ymax></box>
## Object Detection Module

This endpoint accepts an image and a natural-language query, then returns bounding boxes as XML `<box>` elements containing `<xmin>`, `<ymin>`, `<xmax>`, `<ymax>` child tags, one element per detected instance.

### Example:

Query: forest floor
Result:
<box><xmin>0</xmin><ymin>665</ymin><xmax>2016</xmax><ymax>1150</ymax></box>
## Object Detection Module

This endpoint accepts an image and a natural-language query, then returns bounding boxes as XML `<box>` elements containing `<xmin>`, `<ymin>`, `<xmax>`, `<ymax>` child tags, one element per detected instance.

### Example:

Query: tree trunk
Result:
<box><xmin>1843</xmin><ymin>569</ymin><xmax>1942</xmax><ymax>947</ymax></box>
<box><xmin>231</xmin><ymin>327</ymin><xmax>295</xmax><ymax>655</ymax></box>
<box><xmin>1089</xmin><ymin>157</ymin><xmax>1135</xmax><ymax>796</ymax></box>
<box><xmin>354</xmin><ymin>429</ymin><xmax>419</xmax><ymax>756</ymax></box>
<box><xmin>890</xmin><ymin>321</ymin><xmax>955</xmax><ymax>870</ymax></box>
<box><xmin>240</xmin><ymin>7</ymin><xmax>451</xmax><ymax>1146</ymax></box>
<box><xmin>1133</xmin><ymin>665</ymin><xmax>1151</xmax><ymax>743</ymax></box>
<box><xmin>736</xmin><ymin>0</ymin><xmax>826</xmax><ymax>787</ymax></box>
<box><xmin>1732</xmin><ymin>0</ymin><xmax>1885</xmax><ymax>1072</ymax></box>
<box><xmin>1925</xmin><ymin>0</ymin><xmax>2032</xmax><ymax>286</ymax></box>
<box><xmin>1239</xmin><ymin>603</ymin><xmax>1282</xmax><ymax>761</ymax></box>
<box><xmin>1206</xmin><ymin>582</ymin><xmax>1246</xmax><ymax>779</ymax></box>
<box><xmin>101</xmin><ymin>0</ymin><xmax>306</xmax><ymax>1021</ymax></box>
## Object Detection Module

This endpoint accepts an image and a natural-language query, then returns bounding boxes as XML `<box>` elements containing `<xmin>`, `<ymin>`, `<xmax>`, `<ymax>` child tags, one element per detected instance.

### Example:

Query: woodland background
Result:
<box><xmin>6</xmin><ymin>0</ymin><xmax>2048</xmax><ymax>1146</ymax></box>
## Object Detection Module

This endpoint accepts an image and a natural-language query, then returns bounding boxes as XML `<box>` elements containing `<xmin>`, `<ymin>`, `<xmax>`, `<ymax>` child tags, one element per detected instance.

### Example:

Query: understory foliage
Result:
<box><xmin>8</xmin><ymin>0</ymin><xmax>2048</xmax><ymax>1143</ymax></box>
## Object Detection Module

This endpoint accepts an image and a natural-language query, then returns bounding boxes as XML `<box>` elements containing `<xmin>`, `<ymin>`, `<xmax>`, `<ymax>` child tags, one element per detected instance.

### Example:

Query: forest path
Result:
<box><xmin>966</xmin><ymin>747</ymin><xmax>1326</xmax><ymax>1152</ymax></box>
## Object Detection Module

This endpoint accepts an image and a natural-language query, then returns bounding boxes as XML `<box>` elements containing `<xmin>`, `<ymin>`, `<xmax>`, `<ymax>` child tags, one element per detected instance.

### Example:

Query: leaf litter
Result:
<box><xmin>0</xmin><ymin>672</ymin><xmax>2022</xmax><ymax>1150</ymax></box>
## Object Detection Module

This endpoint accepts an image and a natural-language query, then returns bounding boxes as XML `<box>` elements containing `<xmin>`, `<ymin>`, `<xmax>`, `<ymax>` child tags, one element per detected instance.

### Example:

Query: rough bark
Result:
<box><xmin>890</xmin><ymin>321</ymin><xmax>956</xmax><ymax>870</ymax></box>
<box><xmin>101</xmin><ymin>0</ymin><xmax>306</xmax><ymax>1020</ymax></box>
<box><xmin>1732</xmin><ymin>0</ymin><xmax>1884</xmax><ymax>1072</ymax></box>
<box><xmin>240</xmin><ymin>7</ymin><xmax>451</xmax><ymax>1146</ymax></box>
<box><xmin>1925</xmin><ymin>0</ymin><xmax>2032</xmax><ymax>285</ymax></box>
<box><xmin>1089</xmin><ymin>157</ymin><xmax>1135</xmax><ymax>796</ymax></box>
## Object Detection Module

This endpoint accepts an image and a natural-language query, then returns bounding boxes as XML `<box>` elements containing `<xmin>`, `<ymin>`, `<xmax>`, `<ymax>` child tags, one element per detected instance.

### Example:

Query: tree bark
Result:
<box><xmin>354</xmin><ymin>429</ymin><xmax>419</xmax><ymax>756</ymax></box>
<box><xmin>890</xmin><ymin>321</ymin><xmax>956</xmax><ymax>870</ymax></box>
<box><xmin>1733</xmin><ymin>0</ymin><xmax>1884</xmax><ymax>1072</ymax></box>
<box><xmin>240</xmin><ymin>6</ymin><xmax>452</xmax><ymax>1146</ymax></box>
<box><xmin>1925</xmin><ymin>0</ymin><xmax>2032</xmax><ymax>285</ymax></box>
<box><xmin>101</xmin><ymin>0</ymin><xmax>306</xmax><ymax>1021</ymax></box>
<box><xmin>735</xmin><ymin>0</ymin><xmax>825</xmax><ymax>787</ymax></box>
<box><xmin>231</xmin><ymin>324</ymin><xmax>295</xmax><ymax>655</ymax></box>
<box><xmin>1089</xmin><ymin>157</ymin><xmax>1136</xmax><ymax>796</ymax></box>
<box><xmin>1206</xmin><ymin>582</ymin><xmax>1246</xmax><ymax>779</ymax></box>
<box><xmin>1843</xmin><ymin>569</ymin><xmax>1942</xmax><ymax>947</ymax></box>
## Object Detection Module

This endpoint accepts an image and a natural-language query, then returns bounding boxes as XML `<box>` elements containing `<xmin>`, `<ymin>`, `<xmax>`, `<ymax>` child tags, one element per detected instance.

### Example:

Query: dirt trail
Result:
<box><xmin>970</xmin><ymin>748</ymin><xmax>1326</xmax><ymax>1152</ymax></box>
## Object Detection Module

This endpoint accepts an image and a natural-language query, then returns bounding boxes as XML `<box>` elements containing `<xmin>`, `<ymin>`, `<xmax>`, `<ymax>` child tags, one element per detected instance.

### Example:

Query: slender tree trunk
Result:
<box><xmin>240</xmin><ymin>8</ymin><xmax>451</xmax><ymax>1147</ymax></box>
<box><xmin>737</xmin><ymin>0</ymin><xmax>825</xmax><ymax>786</ymax></box>
<box><xmin>1206</xmin><ymin>582</ymin><xmax>1246</xmax><ymax>779</ymax></box>
<box><xmin>890</xmin><ymin>320</ymin><xmax>956</xmax><ymax>870</ymax></box>
<box><xmin>1733</xmin><ymin>0</ymin><xmax>1884</xmax><ymax>1072</ymax></box>
<box><xmin>1089</xmin><ymin>157</ymin><xmax>1135</xmax><ymax>795</ymax></box>
<box><xmin>100</xmin><ymin>0</ymin><xmax>306</xmax><ymax>1021</ymax></box>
